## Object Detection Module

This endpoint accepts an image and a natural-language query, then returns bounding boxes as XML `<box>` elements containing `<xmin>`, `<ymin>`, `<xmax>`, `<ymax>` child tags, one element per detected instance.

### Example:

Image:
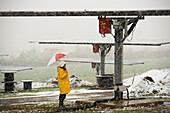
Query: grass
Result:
<box><xmin>0</xmin><ymin>58</ymin><xmax>170</xmax><ymax>84</ymax></box>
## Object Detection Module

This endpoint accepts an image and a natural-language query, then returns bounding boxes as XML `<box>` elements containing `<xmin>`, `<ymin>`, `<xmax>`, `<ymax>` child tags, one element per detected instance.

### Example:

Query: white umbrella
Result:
<box><xmin>47</xmin><ymin>52</ymin><xmax>69</xmax><ymax>67</ymax></box>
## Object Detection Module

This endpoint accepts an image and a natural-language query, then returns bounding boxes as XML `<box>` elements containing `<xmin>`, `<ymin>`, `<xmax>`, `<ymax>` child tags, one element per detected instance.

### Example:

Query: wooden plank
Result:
<box><xmin>0</xmin><ymin>10</ymin><xmax>170</xmax><ymax>17</ymax></box>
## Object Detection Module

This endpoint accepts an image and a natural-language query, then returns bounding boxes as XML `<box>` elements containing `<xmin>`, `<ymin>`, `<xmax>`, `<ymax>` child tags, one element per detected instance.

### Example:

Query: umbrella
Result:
<box><xmin>47</xmin><ymin>52</ymin><xmax>67</xmax><ymax>67</ymax></box>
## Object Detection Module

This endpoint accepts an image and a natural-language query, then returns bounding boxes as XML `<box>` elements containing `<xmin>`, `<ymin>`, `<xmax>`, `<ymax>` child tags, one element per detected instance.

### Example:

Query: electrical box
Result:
<box><xmin>91</xmin><ymin>63</ymin><xmax>96</xmax><ymax>68</ymax></box>
<box><xmin>99</xmin><ymin>18</ymin><xmax>111</xmax><ymax>35</ymax></box>
<box><xmin>93</xmin><ymin>44</ymin><xmax>99</xmax><ymax>53</ymax></box>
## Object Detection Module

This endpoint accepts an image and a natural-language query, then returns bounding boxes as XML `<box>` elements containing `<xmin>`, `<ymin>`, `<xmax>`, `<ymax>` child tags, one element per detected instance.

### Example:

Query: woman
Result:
<box><xmin>57</xmin><ymin>61</ymin><xmax>70</xmax><ymax>108</ymax></box>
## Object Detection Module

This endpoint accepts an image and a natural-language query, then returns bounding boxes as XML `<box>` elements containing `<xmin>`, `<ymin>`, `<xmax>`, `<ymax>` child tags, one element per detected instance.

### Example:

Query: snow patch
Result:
<box><xmin>0</xmin><ymin>75</ymin><xmax>93</xmax><ymax>89</ymax></box>
<box><xmin>124</xmin><ymin>69</ymin><xmax>170</xmax><ymax>97</ymax></box>
<box><xmin>46</xmin><ymin>75</ymin><xmax>93</xmax><ymax>87</ymax></box>
<box><xmin>70</xmin><ymin>75</ymin><xmax>93</xmax><ymax>87</ymax></box>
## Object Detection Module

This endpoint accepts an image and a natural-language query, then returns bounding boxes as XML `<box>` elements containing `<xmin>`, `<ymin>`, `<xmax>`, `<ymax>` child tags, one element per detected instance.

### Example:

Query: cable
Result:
<box><xmin>127</xmin><ymin>24</ymin><xmax>136</xmax><ymax>41</ymax></box>
<box><xmin>111</xmin><ymin>33</ymin><xmax>115</xmax><ymax>39</ymax></box>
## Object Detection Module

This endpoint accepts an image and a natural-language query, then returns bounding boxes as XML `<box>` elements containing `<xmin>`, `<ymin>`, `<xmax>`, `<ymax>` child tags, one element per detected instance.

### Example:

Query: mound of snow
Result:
<box><xmin>124</xmin><ymin>69</ymin><xmax>170</xmax><ymax>97</ymax></box>
<box><xmin>70</xmin><ymin>75</ymin><xmax>93</xmax><ymax>87</ymax></box>
<box><xmin>46</xmin><ymin>75</ymin><xmax>93</xmax><ymax>87</ymax></box>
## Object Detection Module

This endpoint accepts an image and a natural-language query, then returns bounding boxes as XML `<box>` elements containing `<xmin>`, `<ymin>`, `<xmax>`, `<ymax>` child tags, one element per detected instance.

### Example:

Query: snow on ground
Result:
<box><xmin>0</xmin><ymin>68</ymin><xmax>169</xmax><ymax>98</ymax></box>
<box><xmin>16</xmin><ymin>89</ymin><xmax>112</xmax><ymax>97</ymax></box>
<box><xmin>46</xmin><ymin>75</ymin><xmax>93</xmax><ymax>87</ymax></box>
<box><xmin>124</xmin><ymin>68</ymin><xmax>170</xmax><ymax>97</ymax></box>
<box><xmin>70</xmin><ymin>75</ymin><xmax>93</xmax><ymax>87</ymax></box>
<box><xmin>0</xmin><ymin>75</ymin><xmax>93</xmax><ymax>89</ymax></box>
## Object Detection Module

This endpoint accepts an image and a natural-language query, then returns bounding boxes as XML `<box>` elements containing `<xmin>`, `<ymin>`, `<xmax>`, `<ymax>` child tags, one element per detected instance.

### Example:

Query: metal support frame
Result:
<box><xmin>114</xmin><ymin>27</ymin><xmax>123</xmax><ymax>85</ymax></box>
<box><xmin>0</xmin><ymin>10</ymin><xmax>170</xmax><ymax>17</ymax></box>
<box><xmin>100</xmin><ymin>45</ymin><xmax>105</xmax><ymax>76</ymax></box>
<box><xmin>99</xmin><ymin>45</ymin><xmax>112</xmax><ymax>76</ymax></box>
<box><xmin>115</xmin><ymin>18</ymin><xmax>139</xmax><ymax>55</ymax></box>
<box><xmin>95</xmin><ymin>44</ymin><xmax>113</xmax><ymax>88</ymax></box>
<box><xmin>112</xmin><ymin>17</ymin><xmax>139</xmax><ymax>100</ymax></box>
<box><xmin>95</xmin><ymin>63</ymin><xmax>100</xmax><ymax>75</ymax></box>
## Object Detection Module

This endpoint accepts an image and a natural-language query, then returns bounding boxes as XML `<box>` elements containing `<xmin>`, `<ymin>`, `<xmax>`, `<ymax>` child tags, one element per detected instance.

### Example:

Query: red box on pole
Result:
<box><xmin>99</xmin><ymin>18</ymin><xmax>111</xmax><ymax>34</ymax></box>
<box><xmin>91</xmin><ymin>63</ymin><xmax>96</xmax><ymax>68</ymax></box>
<box><xmin>93</xmin><ymin>44</ymin><xmax>99</xmax><ymax>53</ymax></box>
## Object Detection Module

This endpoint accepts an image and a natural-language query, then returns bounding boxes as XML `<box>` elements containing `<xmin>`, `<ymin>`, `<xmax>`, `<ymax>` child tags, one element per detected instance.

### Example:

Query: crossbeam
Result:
<box><xmin>36</xmin><ymin>41</ymin><xmax>170</xmax><ymax>46</ymax></box>
<box><xmin>0</xmin><ymin>10</ymin><xmax>170</xmax><ymax>17</ymax></box>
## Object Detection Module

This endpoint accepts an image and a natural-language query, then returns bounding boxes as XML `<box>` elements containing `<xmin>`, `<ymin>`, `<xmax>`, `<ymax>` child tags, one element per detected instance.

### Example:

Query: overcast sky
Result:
<box><xmin>0</xmin><ymin>0</ymin><xmax>170</xmax><ymax>54</ymax></box>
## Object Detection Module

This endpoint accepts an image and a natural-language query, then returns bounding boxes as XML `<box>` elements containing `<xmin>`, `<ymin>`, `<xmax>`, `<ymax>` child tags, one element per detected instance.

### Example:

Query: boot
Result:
<box><xmin>59</xmin><ymin>95</ymin><xmax>63</xmax><ymax>107</ymax></box>
<box><xmin>59</xmin><ymin>95</ymin><xmax>66</xmax><ymax>109</ymax></box>
<box><xmin>59</xmin><ymin>99</ymin><xmax>63</xmax><ymax>107</ymax></box>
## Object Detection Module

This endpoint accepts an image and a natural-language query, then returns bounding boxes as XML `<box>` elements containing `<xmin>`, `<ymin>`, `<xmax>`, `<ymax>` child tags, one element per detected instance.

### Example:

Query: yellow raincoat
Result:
<box><xmin>57</xmin><ymin>66</ymin><xmax>70</xmax><ymax>94</ymax></box>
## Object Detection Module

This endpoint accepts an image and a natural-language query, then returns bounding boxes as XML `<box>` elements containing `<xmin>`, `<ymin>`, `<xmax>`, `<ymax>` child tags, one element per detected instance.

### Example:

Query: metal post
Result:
<box><xmin>100</xmin><ymin>46</ymin><xmax>105</xmax><ymax>76</ymax></box>
<box><xmin>114</xmin><ymin>20</ymin><xmax>124</xmax><ymax>100</ymax></box>
<box><xmin>115</xmin><ymin>29</ymin><xmax>123</xmax><ymax>85</ymax></box>
<box><xmin>96</xmin><ymin>63</ymin><xmax>100</xmax><ymax>75</ymax></box>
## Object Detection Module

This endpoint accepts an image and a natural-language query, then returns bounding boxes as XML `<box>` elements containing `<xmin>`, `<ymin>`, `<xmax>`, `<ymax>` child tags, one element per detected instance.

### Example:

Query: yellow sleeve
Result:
<box><xmin>58</xmin><ymin>69</ymin><xmax>68</xmax><ymax>79</ymax></box>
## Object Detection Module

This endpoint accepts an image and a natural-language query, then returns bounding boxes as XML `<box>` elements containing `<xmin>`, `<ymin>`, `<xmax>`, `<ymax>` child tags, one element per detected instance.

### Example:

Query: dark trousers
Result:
<box><xmin>59</xmin><ymin>94</ymin><xmax>66</xmax><ymax>100</ymax></box>
<box><xmin>59</xmin><ymin>94</ymin><xmax>66</xmax><ymax>107</ymax></box>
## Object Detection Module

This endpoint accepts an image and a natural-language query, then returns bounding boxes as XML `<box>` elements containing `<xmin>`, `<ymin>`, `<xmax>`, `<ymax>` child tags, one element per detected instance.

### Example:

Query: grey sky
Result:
<box><xmin>0</xmin><ymin>0</ymin><xmax>170</xmax><ymax>54</ymax></box>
